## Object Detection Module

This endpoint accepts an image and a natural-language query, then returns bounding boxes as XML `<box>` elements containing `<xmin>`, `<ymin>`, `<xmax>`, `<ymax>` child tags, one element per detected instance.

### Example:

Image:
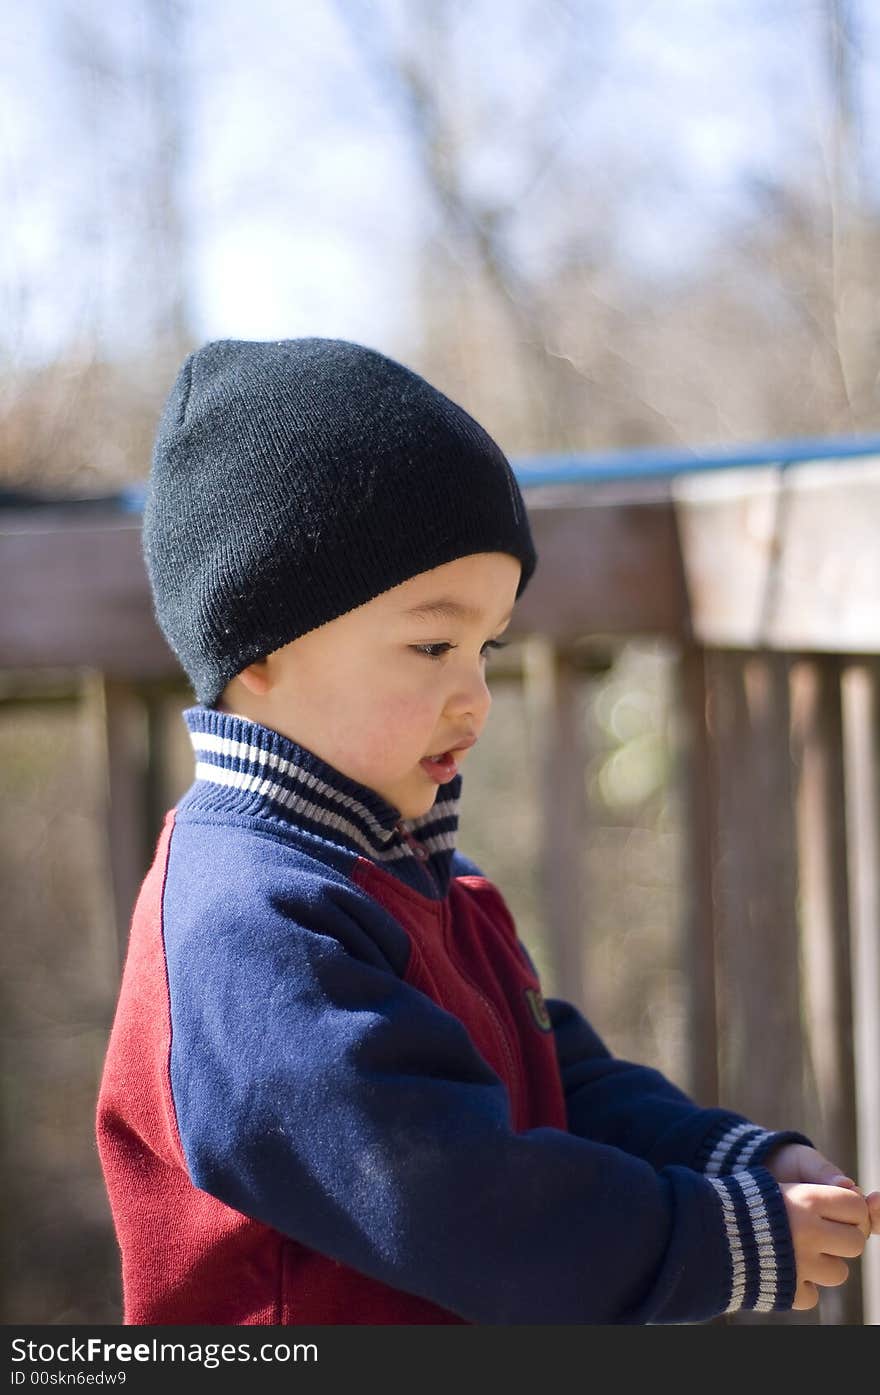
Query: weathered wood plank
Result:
<box><xmin>0</xmin><ymin>512</ymin><xmax>174</xmax><ymax>675</ymax></box>
<box><xmin>841</xmin><ymin>662</ymin><xmax>880</xmax><ymax>1327</ymax></box>
<box><xmin>789</xmin><ymin>656</ymin><xmax>861</xmax><ymax>1326</ymax></box>
<box><xmin>521</xmin><ymin>638</ymin><xmax>590</xmax><ymax>1010</ymax></box>
<box><xmin>705</xmin><ymin>650</ymin><xmax>818</xmax><ymax>1324</ymax></box>
<box><xmin>709</xmin><ymin>651</ymin><xmax>807</xmax><ymax>1126</ymax></box>
<box><xmin>673</xmin><ymin>645</ymin><xmax>720</xmax><ymax>1107</ymax></box>
<box><xmin>518</xmin><ymin>487</ymin><xmax>689</xmax><ymax>640</ymax></box>
<box><xmin>84</xmin><ymin>674</ymin><xmax>153</xmax><ymax>967</ymax></box>
<box><xmin>674</xmin><ymin>458</ymin><xmax>880</xmax><ymax>651</ymax></box>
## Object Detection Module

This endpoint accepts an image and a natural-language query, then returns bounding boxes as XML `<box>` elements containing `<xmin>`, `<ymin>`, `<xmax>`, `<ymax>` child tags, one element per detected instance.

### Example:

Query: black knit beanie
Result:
<box><xmin>143</xmin><ymin>337</ymin><xmax>538</xmax><ymax>707</ymax></box>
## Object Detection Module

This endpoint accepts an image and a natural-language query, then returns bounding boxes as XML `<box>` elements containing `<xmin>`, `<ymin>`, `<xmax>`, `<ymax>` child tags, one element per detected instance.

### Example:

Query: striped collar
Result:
<box><xmin>177</xmin><ymin>705</ymin><xmax>463</xmax><ymax>898</ymax></box>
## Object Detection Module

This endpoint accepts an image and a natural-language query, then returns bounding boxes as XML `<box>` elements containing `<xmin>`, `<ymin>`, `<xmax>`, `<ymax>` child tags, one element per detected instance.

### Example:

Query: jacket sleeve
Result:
<box><xmin>474</xmin><ymin>869</ymin><xmax>816</xmax><ymax>1181</ymax></box>
<box><xmin>163</xmin><ymin>832</ymin><xmax>799</xmax><ymax>1326</ymax></box>
<box><xmin>546</xmin><ymin>993</ymin><xmax>814</xmax><ymax>1177</ymax></box>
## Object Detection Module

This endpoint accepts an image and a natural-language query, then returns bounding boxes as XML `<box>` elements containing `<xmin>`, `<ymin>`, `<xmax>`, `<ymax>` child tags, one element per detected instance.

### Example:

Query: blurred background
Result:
<box><xmin>2</xmin><ymin>0</ymin><xmax>879</xmax><ymax>1325</ymax></box>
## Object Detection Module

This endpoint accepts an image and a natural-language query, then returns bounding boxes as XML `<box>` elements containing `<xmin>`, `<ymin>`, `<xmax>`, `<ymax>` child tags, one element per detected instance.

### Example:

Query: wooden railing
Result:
<box><xmin>2</xmin><ymin>439</ymin><xmax>879</xmax><ymax>1325</ymax></box>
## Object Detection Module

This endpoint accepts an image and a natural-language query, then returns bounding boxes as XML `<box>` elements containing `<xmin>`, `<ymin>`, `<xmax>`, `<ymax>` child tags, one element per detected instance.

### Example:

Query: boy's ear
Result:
<box><xmin>236</xmin><ymin>660</ymin><xmax>271</xmax><ymax>696</ymax></box>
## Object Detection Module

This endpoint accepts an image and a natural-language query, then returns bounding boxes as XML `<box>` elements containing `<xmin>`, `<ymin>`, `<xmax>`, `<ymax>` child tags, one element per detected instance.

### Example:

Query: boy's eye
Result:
<box><xmin>412</xmin><ymin>641</ymin><xmax>508</xmax><ymax>662</ymax></box>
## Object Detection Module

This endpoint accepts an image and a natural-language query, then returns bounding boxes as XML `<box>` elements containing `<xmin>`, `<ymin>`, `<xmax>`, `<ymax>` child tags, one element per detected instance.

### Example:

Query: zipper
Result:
<box><xmin>394</xmin><ymin>819</ymin><xmax>439</xmax><ymax>894</ymax></box>
<box><xmin>435</xmin><ymin>917</ymin><xmax>526</xmax><ymax>1131</ymax></box>
<box><xmin>395</xmin><ymin>822</ymin><xmax>524</xmax><ymax>1125</ymax></box>
<box><xmin>476</xmin><ymin>985</ymin><xmax>525</xmax><ymax>1132</ymax></box>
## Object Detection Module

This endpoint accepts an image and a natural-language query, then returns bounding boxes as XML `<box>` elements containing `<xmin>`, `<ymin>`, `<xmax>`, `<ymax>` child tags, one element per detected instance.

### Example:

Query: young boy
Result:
<box><xmin>96</xmin><ymin>336</ymin><xmax>878</xmax><ymax>1325</ymax></box>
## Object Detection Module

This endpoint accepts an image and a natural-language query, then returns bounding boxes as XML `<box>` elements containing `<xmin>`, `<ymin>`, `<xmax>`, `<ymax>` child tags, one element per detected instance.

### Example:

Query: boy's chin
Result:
<box><xmin>395</xmin><ymin>787</ymin><xmax>440</xmax><ymax>821</ymax></box>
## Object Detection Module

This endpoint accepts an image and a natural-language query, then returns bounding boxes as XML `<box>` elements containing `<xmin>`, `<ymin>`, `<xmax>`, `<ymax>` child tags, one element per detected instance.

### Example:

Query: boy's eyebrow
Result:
<box><xmin>401</xmin><ymin>598</ymin><xmax>514</xmax><ymax>626</ymax></box>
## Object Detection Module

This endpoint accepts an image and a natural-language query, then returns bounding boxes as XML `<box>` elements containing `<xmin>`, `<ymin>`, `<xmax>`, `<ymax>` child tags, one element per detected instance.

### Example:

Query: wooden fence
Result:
<box><xmin>2</xmin><ymin>438</ymin><xmax>879</xmax><ymax>1325</ymax></box>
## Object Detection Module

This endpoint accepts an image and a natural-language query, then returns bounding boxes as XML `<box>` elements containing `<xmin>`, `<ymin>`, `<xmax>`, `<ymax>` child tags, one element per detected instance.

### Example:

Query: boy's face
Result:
<box><xmin>218</xmin><ymin>551</ymin><xmax>522</xmax><ymax>820</ymax></box>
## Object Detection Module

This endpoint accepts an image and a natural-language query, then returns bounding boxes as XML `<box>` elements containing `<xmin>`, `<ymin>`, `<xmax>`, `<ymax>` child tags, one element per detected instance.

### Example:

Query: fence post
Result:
<box><xmin>841</xmin><ymin>661</ymin><xmax>880</xmax><ymax>1327</ymax></box>
<box><xmin>707</xmin><ymin>648</ymin><xmax>816</xmax><ymax>1324</ymax></box>
<box><xmin>674</xmin><ymin>643</ymin><xmax>720</xmax><ymax>1107</ymax></box>
<box><xmin>790</xmin><ymin>654</ymin><xmax>861</xmax><ymax>1325</ymax></box>
<box><xmin>522</xmin><ymin>637</ymin><xmax>590</xmax><ymax>1012</ymax></box>
<box><xmin>83</xmin><ymin>674</ymin><xmax>156</xmax><ymax>969</ymax></box>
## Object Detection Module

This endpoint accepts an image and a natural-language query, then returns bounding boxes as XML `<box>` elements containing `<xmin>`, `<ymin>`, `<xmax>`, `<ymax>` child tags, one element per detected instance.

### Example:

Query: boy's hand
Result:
<box><xmin>762</xmin><ymin>1143</ymin><xmax>880</xmax><ymax>1235</ymax></box>
<box><xmin>763</xmin><ymin>1141</ymin><xmax>856</xmax><ymax>1188</ymax></box>
<box><xmin>779</xmin><ymin>1182</ymin><xmax>871</xmax><ymax>1309</ymax></box>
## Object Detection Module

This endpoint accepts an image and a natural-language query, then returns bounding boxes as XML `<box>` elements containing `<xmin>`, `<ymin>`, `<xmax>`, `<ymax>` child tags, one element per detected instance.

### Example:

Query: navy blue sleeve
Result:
<box><xmin>459</xmin><ymin>863</ymin><xmax>812</xmax><ymax>1179</ymax></box>
<box><xmin>546</xmin><ymin>995</ymin><xmax>814</xmax><ymax>1175</ymax></box>
<box><xmin>163</xmin><ymin>822</ymin><xmax>799</xmax><ymax>1325</ymax></box>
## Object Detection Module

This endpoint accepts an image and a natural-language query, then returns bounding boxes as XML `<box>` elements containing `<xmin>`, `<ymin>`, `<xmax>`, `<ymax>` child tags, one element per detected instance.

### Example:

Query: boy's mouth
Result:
<box><xmin>419</xmin><ymin>751</ymin><xmax>459</xmax><ymax>782</ymax></box>
<box><xmin>420</xmin><ymin>734</ymin><xmax>477</xmax><ymax>781</ymax></box>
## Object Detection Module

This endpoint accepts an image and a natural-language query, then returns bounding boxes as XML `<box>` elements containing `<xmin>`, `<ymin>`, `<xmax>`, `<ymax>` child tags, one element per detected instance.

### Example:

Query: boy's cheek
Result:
<box><xmin>376</xmin><ymin>693</ymin><xmax>436</xmax><ymax>745</ymax></box>
<box><xmin>342</xmin><ymin>707</ymin><xmax>432</xmax><ymax>783</ymax></box>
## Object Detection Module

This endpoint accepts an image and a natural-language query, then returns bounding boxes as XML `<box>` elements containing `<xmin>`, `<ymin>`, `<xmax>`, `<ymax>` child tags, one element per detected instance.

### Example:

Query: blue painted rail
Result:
<box><xmin>512</xmin><ymin>433</ymin><xmax>880</xmax><ymax>488</ymax></box>
<box><xmin>2</xmin><ymin>433</ymin><xmax>879</xmax><ymax>514</ymax></box>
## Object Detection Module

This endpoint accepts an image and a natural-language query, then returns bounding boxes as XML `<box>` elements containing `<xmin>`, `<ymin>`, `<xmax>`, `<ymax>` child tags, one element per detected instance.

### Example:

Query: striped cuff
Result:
<box><xmin>707</xmin><ymin>1167</ymin><xmax>797</xmax><ymax>1312</ymax></box>
<box><xmin>696</xmin><ymin>1119</ymin><xmax>813</xmax><ymax>1176</ymax></box>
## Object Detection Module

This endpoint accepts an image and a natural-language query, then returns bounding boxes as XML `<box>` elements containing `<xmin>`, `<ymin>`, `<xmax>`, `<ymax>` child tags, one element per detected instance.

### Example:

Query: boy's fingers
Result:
<box><xmin>811</xmin><ymin>1254</ymin><xmax>850</xmax><ymax>1288</ymax></box>
<box><xmin>819</xmin><ymin>1217</ymin><xmax>868</xmax><ymax>1256</ymax></box>
<box><xmin>817</xmin><ymin>1186</ymin><xmax>870</xmax><ymax>1227</ymax></box>
<box><xmin>809</xmin><ymin>1152</ymin><xmax>858</xmax><ymax>1188</ymax></box>
<box><xmin>793</xmin><ymin>1280</ymin><xmax>819</xmax><ymax>1311</ymax></box>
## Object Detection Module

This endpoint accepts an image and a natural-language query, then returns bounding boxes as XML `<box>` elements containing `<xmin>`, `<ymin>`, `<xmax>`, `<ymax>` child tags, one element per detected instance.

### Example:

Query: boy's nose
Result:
<box><xmin>451</xmin><ymin>668</ymin><xmax>492</xmax><ymax>725</ymax></box>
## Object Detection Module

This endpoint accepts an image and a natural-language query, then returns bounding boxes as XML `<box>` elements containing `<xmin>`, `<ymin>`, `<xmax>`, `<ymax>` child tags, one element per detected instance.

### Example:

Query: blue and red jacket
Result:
<box><xmin>96</xmin><ymin>705</ymin><xmax>812</xmax><ymax>1325</ymax></box>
